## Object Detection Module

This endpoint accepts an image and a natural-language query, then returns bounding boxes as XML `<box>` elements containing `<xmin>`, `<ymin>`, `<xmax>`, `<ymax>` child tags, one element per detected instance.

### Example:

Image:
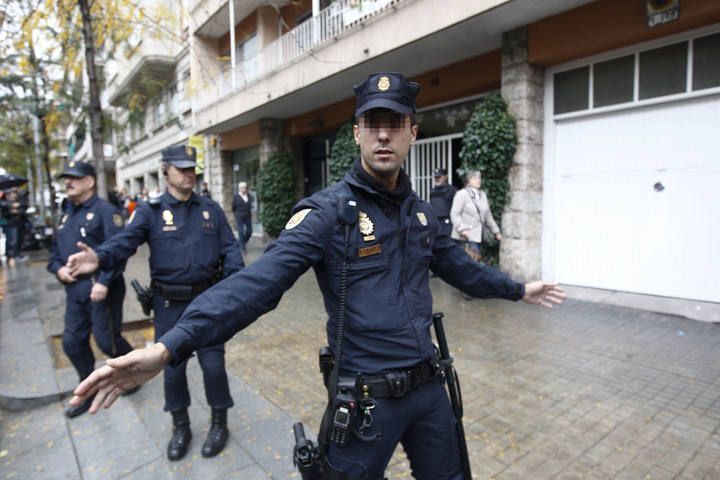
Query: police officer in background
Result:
<box><xmin>67</xmin><ymin>146</ymin><xmax>244</xmax><ymax>460</ymax></box>
<box><xmin>69</xmin><ymin>74</ymin><xmax>564</xmax><ymax>479</ymax></box>
<box><xmin>429</xmin><ymin>168</ymin><xmax>456</xmax><ymax>236</ymax></box>
<box><xmin>47</xmin><ymin>161</ymin><xmax>136</xmax><ymax>418</ymax></box>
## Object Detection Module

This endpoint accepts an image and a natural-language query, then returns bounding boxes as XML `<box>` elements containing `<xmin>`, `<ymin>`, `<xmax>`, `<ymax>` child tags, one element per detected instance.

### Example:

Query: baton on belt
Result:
<box><xmin>433</xmin><ymin>312</ymin><xmax>472</xmax><ymax>479</ymax></box>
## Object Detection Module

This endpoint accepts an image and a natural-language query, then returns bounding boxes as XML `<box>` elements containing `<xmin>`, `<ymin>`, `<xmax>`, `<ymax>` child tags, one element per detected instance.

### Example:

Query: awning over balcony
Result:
<box><xmin>108</xmin><ymin>55</ymin><xmax>177</xmax><ymax>107</ymax></box>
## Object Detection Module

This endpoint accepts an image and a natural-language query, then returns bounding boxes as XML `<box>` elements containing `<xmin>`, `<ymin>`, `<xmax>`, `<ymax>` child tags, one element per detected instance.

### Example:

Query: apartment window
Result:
<box><xmin>639</xmin><ymin>42</ymin><xmax>687</xmax><ymax>100</ymax></box>
<box><xmin>553</xmin><ymin>29</ymin><xmax>720</xmax><ymax>116</ymax></box>
<box><xmin>236</xmin><ymin>34</ymin><xmax>259</xmax><ymax>83</ymax></box>
<box><xmin>169</xmin><ymin>84</ymin><xmax>179</xmax><ymax>118</ymax></box>
<box><xmin>693</xmin><ymin>32</ymin><xmax>720</xmax><ymax>91</ymax></box>
<box><xmin>593</xmin><ymin>55</ymin><xmax>634</xmax><ymax>108</ymax></box>
<box><xmin>554</xmin><ymin>66</ymin><xmax>589</xmax><ymax>114</ymax></box>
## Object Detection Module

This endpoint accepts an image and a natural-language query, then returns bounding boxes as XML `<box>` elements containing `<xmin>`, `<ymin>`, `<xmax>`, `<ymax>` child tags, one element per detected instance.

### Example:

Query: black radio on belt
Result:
<box><xmin>328</xmin><ymin>392</ymin><xmax>357</xmax><ymax>446</ymax></box>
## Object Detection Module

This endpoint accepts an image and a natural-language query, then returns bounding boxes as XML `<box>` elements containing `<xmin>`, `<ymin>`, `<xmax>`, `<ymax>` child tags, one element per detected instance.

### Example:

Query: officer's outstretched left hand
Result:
<box><xmin>522</xmin><ymin>281</ymin><xmax>565</xmax><ymax>308</ymax></box>
<box><xmin>67</xmin><ymin>242</ymin><xmax>100</xmax><ymax>277</ymax></box>
<box><xmin>70</xmin><ymin>343</ymin><xmax>171</xmax><ymax>414</ymax></box>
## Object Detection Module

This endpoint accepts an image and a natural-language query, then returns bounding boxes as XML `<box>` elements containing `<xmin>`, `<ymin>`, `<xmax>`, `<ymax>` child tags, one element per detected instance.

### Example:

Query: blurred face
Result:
<box><xmin>467</xmin><ymin>173</ymin><xmax>481</xmax><ymax>190</ymax></box>
<box><xmin>434</xmin><ymin>175</ymin><xmax>448</xmax><ymax>186</ymax></box>
<box><xmin>65</xmin><ymin>176</ymin><xmax>95</xmax><ymax>203</ymax></box>
<box><xmin>166</xmin><ymin>164</ymin><xmax>196</xmax><ymax>195</ymax></box>
<box><xmin>6</xmin><ymin>189</ymin><xmax>18</xmax><ymax>201</ymax></box>
<box><xmin>353</xmin><ymin>109</ymin><xmax>418</xmax><ymax>182</ymax></box>
<box><xmin>238</xmin><ymin>182</ymin><xmax>247</xmax><ymax>194</ymax></box>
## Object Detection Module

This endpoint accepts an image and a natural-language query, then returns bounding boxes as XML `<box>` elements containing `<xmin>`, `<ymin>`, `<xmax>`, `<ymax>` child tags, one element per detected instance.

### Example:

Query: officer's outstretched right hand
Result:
<box><xmin>70</xmin><ymin>343</ymin><xmax>171</xmax><ymax>414</ymax></box>
<box><xmin>67</xmin><ymin>241</ymin><xmax>100</xmax><ymax>276</ymax></box>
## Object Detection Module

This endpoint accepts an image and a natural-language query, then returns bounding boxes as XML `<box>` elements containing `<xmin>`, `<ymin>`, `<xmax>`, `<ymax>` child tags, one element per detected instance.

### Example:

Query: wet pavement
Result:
<box><xmin>2</xmin><ymin>241</ymin><xmax>720</xmax><ymax>479</ymax></box>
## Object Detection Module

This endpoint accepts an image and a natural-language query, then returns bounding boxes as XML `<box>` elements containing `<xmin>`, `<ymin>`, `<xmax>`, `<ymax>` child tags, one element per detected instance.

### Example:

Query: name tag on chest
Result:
<box><xmin>358</xmin><ymin>244</ymin><xmax>382</xmax><ymax>258</ymax></box>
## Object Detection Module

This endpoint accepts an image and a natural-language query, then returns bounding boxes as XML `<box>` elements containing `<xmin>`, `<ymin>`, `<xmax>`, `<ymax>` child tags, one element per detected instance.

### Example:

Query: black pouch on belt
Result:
<box><xmin>158</xmin><ymin>284</ymin><xmax>194</xmax><ymax>301</ymax></box>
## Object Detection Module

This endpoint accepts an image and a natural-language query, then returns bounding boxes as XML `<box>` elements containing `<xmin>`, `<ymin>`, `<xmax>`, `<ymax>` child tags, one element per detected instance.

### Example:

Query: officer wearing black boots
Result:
<box><xmin>47</xmin><ymin>161</ymin><xmax>136</xmax><ymax>418</ymax></box>
<box><xmin>69</xmin><ymin>74</ymin><xmax>564</xmax><ymax>479</ymax></box>
<box><xmin>68</xmin><ymin>146</ymin><xmax>243</xmax><ymax>460</ymax></box>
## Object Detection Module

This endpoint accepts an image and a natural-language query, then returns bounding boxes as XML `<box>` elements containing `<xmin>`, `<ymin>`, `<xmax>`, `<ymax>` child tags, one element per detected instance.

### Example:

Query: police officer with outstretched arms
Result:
<box><xmin>47</xmin><ymin>160</ymin><xmax>138</xmax><ymax>418</ymax></box>
<box><xmin>68</xmin><ymin>146</ymin><xmax>244</xmax><ymax>460</ymax></box>
<box><xmin>67</xmin><ymin>73</ymin><xmax>564</xmax><ymax>479</ymax></box>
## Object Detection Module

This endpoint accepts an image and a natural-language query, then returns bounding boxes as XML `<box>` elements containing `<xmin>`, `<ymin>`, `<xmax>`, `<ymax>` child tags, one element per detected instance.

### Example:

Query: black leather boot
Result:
<box><xmin>167</xmin><ymin>409</ymin><xmax>192</xmax><ymax>461</ymax></box>
<box><xmin>201</xmin><ymin>408</ymin><xmax>229</xmax><ymax>457</ymax></box>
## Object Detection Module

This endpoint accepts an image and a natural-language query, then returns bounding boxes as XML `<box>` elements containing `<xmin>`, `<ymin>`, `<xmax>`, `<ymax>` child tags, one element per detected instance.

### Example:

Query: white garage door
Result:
<box><xmin>552</xmin><ymin>94</ymin><xmax>720</xmax><ymax>302</ymax></box>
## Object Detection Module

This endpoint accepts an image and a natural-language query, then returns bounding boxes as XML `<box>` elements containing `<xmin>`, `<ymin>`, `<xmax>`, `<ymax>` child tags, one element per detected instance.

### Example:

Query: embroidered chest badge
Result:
<box><xmin>358</xmin><ymin>211</ymin><xmax>375</xmax><ymax>241</ymax></box>
<box><xmin>162</xmin><ymin>209</ymin><xmax>176</xmax><ymax>231</ymax></box>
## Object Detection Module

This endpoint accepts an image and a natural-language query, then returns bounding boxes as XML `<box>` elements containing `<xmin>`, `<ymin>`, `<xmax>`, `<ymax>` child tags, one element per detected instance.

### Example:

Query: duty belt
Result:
<box><xmin>340</xmin><ymin>358</ymin><xmax>441</xmax><ymax>399</ymax></box>
<box><xmin>151</xmin><ymin>279</ymin><xmax>213</xmax><ymax>301</ymax></box>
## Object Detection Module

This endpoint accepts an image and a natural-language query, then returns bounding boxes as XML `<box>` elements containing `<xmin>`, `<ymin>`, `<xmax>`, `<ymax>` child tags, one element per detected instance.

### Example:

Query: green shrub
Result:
<box><xmin>257</xmin><ymin>152</ymin><xmax>295</xmax><ymax>238</ymax></box>
<box><xmin>327</xmin><ymin>123</ymin><xmax>358</xmax><ymax>184</ymax></box>
<box><xmin>458</xmin><ymin>93</ymin><xmax>517</xmax><ymax>265</ymax></box>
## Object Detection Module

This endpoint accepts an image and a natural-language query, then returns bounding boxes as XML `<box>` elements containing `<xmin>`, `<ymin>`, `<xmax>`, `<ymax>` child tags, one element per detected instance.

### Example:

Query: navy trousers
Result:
<box><xmin>235</xmin><ymin>215</ymin><xmax>252</xmax><ymax>251</ymax></box>
<box><xmin>63</xmin><ymin>278</ymin><xmax>133</xmax><ymax>379</ymax></box>
<box><xmin>326</xmin><ymin>377</ymin><xmax>464</xmax><ymax>480</ymax></box>
<box><xmin>153</xmin><ymin>294</ymin><xmax>234</xmax><ymax>412</ymax></box>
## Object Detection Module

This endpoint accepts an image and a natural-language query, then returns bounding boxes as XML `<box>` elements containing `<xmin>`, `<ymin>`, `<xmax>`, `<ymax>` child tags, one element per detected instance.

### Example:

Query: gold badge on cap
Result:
<box><xmin>86</xmin><ymin>212</ymin><xmax>95</xmax><ymax>221</ymax></box>
<box><xmin>202</xmin><ymin>210</ymin><xmax>210</xmax><ymax>220</ymax></box>
<box><xmin>162</xmin><ymin>209</ymin><xmax>174</xmax><ymax>225</ymax></box>
<box><xmin>285</xmin><ymin>208</ymin><xmax>312</xmax><ymax>230</ymax></box>
<box><xmin>185</xmin><ymin>146</ymin><xmax>193</xmax><ymax>156</ymax></box>
<box><xmin>377</xmin><ymin>76</ymin><xmax>390</xmax><ymax>91</ymax></box>
<box><xmin>416</xmin><ymin>212</ymin><xmax>427</xmax><ymax>226</ymax></box>
<box><xmin>113</xmin><ymin>214</ymin><xmax>123</xmax><ymax>227</ymax></box>
<box><xmin>69</xmin><ymin>161</ymin><xmax>76</xmax><ymax>168</ymax></box>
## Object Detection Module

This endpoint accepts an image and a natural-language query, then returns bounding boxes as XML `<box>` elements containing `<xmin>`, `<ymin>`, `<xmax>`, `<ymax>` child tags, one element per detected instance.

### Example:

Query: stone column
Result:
<box><xmin>500</xmin><ymin>26</ymin><xmax>544</xmax><ymax>282</ymax></box>
<box><xmin>258</xmin><ymin>118</ymin><xmax>284</xmax><ymax>166</ymax></box>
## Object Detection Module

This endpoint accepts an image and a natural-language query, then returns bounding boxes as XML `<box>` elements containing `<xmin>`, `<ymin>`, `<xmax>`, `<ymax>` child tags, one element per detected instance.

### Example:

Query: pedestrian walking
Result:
<box><xmin>231</xmin><ymin>181</ymin><xmax>253</xmax><ymax>253</ymax></box>
<box><xmin>46</xmin><ymin>161</ymin><xmax>137</xmax><ymax>418</ymax></box>
<box><xmin>450</xmin><ymin>170</ymin><xmax>502</xmax><ymax>262</ymax></box>
<box><xmin>68</xmin><ymin>146</ymin><xmax>243</xmax><ymax>460</ymax></box>
<box><xmin>1</xmin><ymin>188</ymin><xmax>28</xmax><ymax>266</ymax></box>
<box><xmin>68</xmin><ymin>73</ymin><xmax>564</xmax><ymax>479</ymax></box>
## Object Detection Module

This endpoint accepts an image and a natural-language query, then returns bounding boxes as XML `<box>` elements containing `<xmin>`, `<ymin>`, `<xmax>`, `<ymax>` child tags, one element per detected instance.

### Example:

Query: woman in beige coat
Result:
<box><xmin>450</xmin><ymin>170</ymin><xmax>502</xmax><ymax>259</ymax></box>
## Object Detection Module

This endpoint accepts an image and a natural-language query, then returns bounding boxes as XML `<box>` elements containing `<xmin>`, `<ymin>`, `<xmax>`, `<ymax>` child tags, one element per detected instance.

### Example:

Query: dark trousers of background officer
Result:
<box><xmin>152</xmin><ymin>295</ymin><xmax>234</xmax><ymax>412</ymax></box>
<box><xmin>235</xmin><ymin>215</ymin><xmax>252</xmax><ymax>252</ymax></box>
<box><xmin>437</xmin><ymin>216</ymin><xmax>453</xmax><ymax>237</ymax></box>
<box><xmin>327</xmin><ymin>377</ymin><xmax>463</xmax><ymax>480</ymax></box>
<box><xmin>63</xmin><ymin>278</ymin><xmax>133</xmax><ymax>380</ymax></box>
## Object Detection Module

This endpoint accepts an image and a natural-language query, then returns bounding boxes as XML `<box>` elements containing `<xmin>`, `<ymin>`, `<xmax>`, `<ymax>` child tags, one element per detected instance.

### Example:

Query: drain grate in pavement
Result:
<box><xmin>49</xmin><ymin>319</ymin><xmax>155</xmax><ymax>369</ymax></box>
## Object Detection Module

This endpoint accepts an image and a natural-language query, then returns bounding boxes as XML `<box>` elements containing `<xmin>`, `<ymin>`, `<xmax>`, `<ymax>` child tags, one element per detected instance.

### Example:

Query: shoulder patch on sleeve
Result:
<box><xmin>285</xmin><ymin>208</ymin><xmax>312</xmax><ymax>230</ymax></box>
<box><xmin>113</xmin><ymin>213</ymin><xmax>124</xmax><ymax>227</ymax></box>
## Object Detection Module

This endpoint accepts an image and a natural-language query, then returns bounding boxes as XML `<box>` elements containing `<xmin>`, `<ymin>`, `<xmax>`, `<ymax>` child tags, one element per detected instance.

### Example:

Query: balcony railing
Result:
<box><xmin>195</xmin><ymin>0</ymin><xmax>401</xmax><ymax>111</ymax></box>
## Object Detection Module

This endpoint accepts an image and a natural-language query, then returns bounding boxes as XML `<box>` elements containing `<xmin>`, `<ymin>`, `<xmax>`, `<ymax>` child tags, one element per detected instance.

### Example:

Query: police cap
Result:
<box><xmin>58</xmin><ymin>160</ymin><xmax>96</xmax><ymax>179</ymax></box>
<box><xmin>434</xmin><ymin>168</ymin><xmax>447</xmax><ymax>177</ymax></box>
<box><xmin>353</xmin><ymin>72</ymin><xmax>420</xmax><ymax>118</ymax></box>
<box><xmin>162</xmin><ymin>145</ymin><xmax>197</xmax><ymax>169</ymax></box>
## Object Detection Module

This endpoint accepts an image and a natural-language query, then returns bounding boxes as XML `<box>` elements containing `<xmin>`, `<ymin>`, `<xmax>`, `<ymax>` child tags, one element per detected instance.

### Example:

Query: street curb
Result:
<box><xmin>0</xmin><ymin>388</ymin><xmax>73</xmax><ymax>411</ymax></box>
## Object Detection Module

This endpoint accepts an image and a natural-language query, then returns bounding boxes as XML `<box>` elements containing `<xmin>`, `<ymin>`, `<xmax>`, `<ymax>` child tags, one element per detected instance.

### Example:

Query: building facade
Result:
<box><xmin>114</xmin><ymin>0</ymin><xmax>720</xmax><ymax>304</ymax></box>
<box><xmin>105</xmin><ymin>0</ymin><xmax>197</xmax><ymax>201</ymax></box>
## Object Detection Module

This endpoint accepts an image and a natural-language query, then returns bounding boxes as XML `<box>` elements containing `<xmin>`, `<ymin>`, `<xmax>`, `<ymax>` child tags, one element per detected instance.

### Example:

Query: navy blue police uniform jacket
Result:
<box><xmin>93</xmin><ymin>192</ymin><xmax>243</xmax><ymax>285</ymax></box>
<box><xmin>157</xmin><ymin>165</ymin><xmax>525</xmax><ymax>375</ymax></box>
<box><xmin>47</xmin><ymin>195</ymin><xmax>126</xmax><ymax>298</ymax></box>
